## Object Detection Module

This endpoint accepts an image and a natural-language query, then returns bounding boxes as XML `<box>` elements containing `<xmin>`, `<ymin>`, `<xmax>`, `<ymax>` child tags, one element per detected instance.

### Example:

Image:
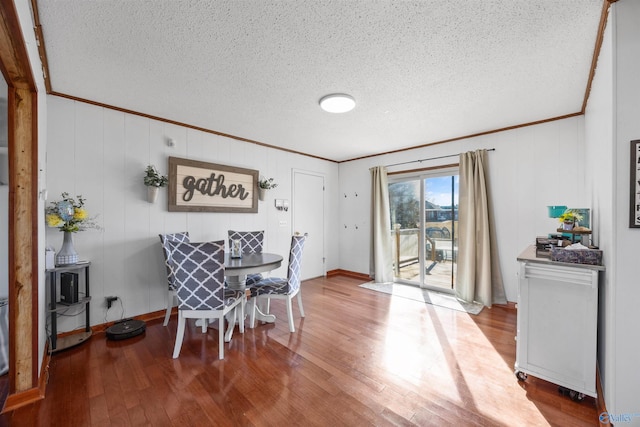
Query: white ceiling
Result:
<box><xmin>36</xmin><ymin>0</ymin><xmax>604</xmax><ymax>162</ymax></box>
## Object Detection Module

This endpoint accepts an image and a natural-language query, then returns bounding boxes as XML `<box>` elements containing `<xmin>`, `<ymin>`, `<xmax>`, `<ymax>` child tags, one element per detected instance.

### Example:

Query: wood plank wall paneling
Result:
<box><xmin>45</xmin><ymin>96</ymin><xmax>340</xmax><ymax>329</ymax></box>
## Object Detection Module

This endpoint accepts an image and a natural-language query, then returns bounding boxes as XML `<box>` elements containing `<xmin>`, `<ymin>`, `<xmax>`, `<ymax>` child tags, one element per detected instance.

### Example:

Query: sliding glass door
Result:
<box><xmin>389</xmin><ymin>169</ymin><xmax>458</xmax><ymax>291</ymax></box>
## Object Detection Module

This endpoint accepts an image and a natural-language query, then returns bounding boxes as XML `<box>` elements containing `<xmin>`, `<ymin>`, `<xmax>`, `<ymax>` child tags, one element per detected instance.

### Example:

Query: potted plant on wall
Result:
<box><xmin>144</xmin><ymin>165</ymin><xmax>168</xmax><ymax>203</ymax></box>
<box><xmin>257</xmin><ymin>177</ymin><xmax>277</xmax><ymax>201</ymax></box>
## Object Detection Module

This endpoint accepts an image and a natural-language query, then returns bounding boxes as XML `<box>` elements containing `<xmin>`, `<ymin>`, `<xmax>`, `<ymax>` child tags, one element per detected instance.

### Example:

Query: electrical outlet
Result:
<box><xmin>106</xmin><ymin>296</ymin><xmax>118</xmax><ymax>309</ymax></box>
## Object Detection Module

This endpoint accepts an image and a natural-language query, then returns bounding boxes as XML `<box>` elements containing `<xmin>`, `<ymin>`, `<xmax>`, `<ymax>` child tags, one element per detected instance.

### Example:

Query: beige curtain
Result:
<box><xmin>370</xmin><ymin>166</ymin><xmax>393</xmax><ymax>283</ymax></box>
<box><xmin>456</xmin><ymin>150</ymin><xmax>506</xmax><ymax>307</ymax></box>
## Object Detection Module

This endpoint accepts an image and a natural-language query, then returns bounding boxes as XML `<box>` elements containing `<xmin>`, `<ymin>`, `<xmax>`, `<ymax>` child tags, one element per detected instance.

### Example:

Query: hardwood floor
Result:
<box><xmin>0</xmin><ymin>275</ymin><xmax>598</xmax><ymax>426</ymax></box>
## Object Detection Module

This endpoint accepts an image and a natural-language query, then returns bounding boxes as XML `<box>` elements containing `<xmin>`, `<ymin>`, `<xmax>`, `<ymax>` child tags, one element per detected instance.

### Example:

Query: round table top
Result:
<box><xmin>224</xmin><ymin>252</ymin><xmax>283</xmax><ymax>276</ymax></box>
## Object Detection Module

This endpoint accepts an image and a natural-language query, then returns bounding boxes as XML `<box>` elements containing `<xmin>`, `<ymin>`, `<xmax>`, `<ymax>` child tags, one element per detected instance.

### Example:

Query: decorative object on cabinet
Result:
<box><xmin>557</xmin><ymin>208</ymin><xmax>583</xmax><ymax>230</ymax></box>
<box><xmin>549</xmin><ymin>245</ymin><xmax>603</xmax><ymax>266</ymax></box>
<box><xmin>630</xmin><ymin>139</ymin><xmax>640</xmax><ymax>228</ymax></box>
<box><xmin>168</xmin><ymin>156</ymin><xmax>258</xmax><ymax>213</ymax></box>
<box><xmin>143</xmin><ymin>164</ymin><xmax>168</xmax><ymax>203</ymax></box>
<box><xmin>46</xmin><ymin>261</ymin><xmax>92</xmax><ymax>352</ymax></box>
<box><xmin>546</xmin><ymin>205</ymin><xmax>567</xmax><ymax>218</ymax></box>
<box><xmin>46</xmin><ymin>192</ymin><xmax>101</xmax><ymax>265</ymax></box>
<box><xmin>258</xmin><ymin>176</ymin><xmax>277</xmax><ymax>201</ymax></box>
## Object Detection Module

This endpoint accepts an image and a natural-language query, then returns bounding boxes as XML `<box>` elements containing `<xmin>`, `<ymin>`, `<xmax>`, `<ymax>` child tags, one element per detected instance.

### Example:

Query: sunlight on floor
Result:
<box><xmin>381</xmin><ymin>293</ymin><xmax>555</xmax><ymax>426</ymax></box>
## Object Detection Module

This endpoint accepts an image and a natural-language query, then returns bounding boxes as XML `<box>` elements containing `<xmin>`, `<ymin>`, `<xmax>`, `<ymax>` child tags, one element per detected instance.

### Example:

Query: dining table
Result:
<box><xmin>221</xmin><ymin>252</ymin><xmax>283</xmax><ymax>338</ymax></box>
<box><xmin>224</xmin><ymin>252</ymin><xmax>283</xmax><ymax>290</ymax></box>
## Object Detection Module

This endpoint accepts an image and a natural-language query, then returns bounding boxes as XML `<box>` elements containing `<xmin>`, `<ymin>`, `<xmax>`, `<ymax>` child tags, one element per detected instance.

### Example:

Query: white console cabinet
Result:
<box><xmin>515</xmin><ymin>246</ymin><xmax>603</xmax><ymax>401</ymax></box>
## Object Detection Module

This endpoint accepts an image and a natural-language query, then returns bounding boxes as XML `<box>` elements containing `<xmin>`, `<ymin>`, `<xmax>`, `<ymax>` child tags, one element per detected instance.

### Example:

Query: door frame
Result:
<box><xmin>388</xmin><ymin>166</ymin><xmax>459</xmax><ymax>293</ymax></box>
<box><xmin>0</xmin><ymin>0</ymin><xmax>42</xmax><ymax>410</ymax></box>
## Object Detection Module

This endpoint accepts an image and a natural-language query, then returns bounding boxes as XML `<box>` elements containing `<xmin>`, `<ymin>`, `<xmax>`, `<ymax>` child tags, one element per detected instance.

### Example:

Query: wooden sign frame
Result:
<box><xmin>168</xmin><ymin>156</ymin><xmax>258</xmax><ymax>213</ymax></box>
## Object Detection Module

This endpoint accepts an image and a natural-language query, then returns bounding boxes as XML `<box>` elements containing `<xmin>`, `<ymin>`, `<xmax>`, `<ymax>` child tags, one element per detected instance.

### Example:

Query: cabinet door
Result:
<box><xmin>516</xmin><ymin>263</ymin><xmax>598</xmax><ymax>397</ymax></box>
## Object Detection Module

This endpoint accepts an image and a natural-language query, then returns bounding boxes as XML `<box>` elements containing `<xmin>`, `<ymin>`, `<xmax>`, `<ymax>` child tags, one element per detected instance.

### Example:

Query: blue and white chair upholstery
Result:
<box><xmin>168</xmin><ymin>240</ymin><xmax>244</xmax><ymax>360</ymax></box>
<box><xmin>250</xmin><ymin>234</ymin><xmax>307</xmax><ymax>333</ymax></box>
<box><xmin>228</xmin><ymin>230</ymin><xmax>265</xmax><ymax>286</ymax></box>
<box><xmin>159</xmin><ymin>232</ymin><xmax>190</xmax><ymax>326</ymax></box>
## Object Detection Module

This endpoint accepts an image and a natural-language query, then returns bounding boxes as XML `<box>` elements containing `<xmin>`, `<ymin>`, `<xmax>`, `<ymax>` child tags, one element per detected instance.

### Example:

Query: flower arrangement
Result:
<box><xmin>558</xmin><ymin>209</ymin><xmax>583</xmax><ymax>224</ymax></box>
<box><xmin>258</xmin><ymin>177</ymin><xmax>278</xmax><ymax>189</ymax></box>
<box><xmin>45</xmin><ymin>192</ymin><xmax>100</xmax><ymax>233</ymax></box>
<box><xmin>144</xmin><ymin>165</ymin><xmax>168</xmax><ymax>187</ymax></box>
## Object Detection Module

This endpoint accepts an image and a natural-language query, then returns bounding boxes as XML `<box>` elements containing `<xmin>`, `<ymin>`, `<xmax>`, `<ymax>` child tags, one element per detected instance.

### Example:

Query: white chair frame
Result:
<box><xmin>173</xmin><ymin>298</ymin><xmax>244</xmax><ymax>360</ymax></box>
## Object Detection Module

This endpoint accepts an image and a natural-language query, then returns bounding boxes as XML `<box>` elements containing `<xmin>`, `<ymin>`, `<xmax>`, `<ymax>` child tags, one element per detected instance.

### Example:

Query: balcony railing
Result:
<box><xmin>391</xmin><ymin>225</ymin><xmax>457</xmax><ymax>279</ymax></box>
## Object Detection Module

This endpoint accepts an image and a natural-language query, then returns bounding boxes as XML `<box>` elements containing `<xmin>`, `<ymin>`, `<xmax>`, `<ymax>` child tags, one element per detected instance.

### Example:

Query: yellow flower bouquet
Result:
<box><xmin>46</xmin><ymin>192</ymin><xmax>100</xmax><ymax>232</ymax></box>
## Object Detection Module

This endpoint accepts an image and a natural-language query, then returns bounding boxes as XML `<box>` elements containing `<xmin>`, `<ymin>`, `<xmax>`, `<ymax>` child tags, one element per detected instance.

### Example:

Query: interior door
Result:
<box><xmin>292</xmin><ymin>170</ymin><xmax>325</xmax><ymax>279</ymax></box>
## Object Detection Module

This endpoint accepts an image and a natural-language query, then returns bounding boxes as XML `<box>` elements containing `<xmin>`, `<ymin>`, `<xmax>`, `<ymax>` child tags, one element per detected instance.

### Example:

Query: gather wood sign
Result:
<box><xmin>168</xmin><ymin>157</ymin><xmax>258</xmax><ymax>213</ymax></box>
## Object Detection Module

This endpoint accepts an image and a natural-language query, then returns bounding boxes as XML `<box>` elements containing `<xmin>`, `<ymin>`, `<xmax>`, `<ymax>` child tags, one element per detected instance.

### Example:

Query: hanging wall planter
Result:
<box><xmin>143</xmin><ymin>164</ymin><xmax>168</xmax><ymax>203</ymax></box>
<box><xmin>147</xmin><ymin>186</ymin><xmax>159</xmax><ymax>203</ymax></box>
<box><xmin>257</xmin><ymin>176</ymin><xmax>277</xmax><ymax>202</ymax></box>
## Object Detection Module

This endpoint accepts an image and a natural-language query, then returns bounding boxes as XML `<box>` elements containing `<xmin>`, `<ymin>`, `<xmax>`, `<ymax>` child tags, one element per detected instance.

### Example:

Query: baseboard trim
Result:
<box><xmin>1</xmin><ymin>342</ymin><xmax>49</xmax><ymax>414</ymax></box>
<box><xmin>492</xmin><ymin>301</ymin><xmax>517</xmax><ymax>311</ymax></box>
<box><xmin>326</xmin><ymin>269</ymin><xmax>371</xmax><ymax>281</ymax></box>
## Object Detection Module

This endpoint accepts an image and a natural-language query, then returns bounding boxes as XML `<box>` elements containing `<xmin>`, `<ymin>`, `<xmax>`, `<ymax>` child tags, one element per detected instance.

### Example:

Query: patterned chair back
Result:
<box><xmin>228</xmin><ymin>230</ymin><xmax>264</xmax><ymax>254</ymax></box>
<box><xmin>159</xmin><ymin>232</ymin><xmax>190</xmax><ymax>291</ymax></box>
<box><xmin>167</xmin><ymin>240</ymin><xmax>226</xmax><ymax>311</ymax></box>
<box><xmin>286</xmin><ymin>234</ymin><xmax>307</xmax><ymax>293</ymax></box>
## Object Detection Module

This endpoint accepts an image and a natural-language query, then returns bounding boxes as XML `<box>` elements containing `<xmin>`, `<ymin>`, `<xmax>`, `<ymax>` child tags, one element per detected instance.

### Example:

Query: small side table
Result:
<box><xmin>46</xmin><ymin>261</ymin><xmax>92</xmax><ymax>352</ymax></box>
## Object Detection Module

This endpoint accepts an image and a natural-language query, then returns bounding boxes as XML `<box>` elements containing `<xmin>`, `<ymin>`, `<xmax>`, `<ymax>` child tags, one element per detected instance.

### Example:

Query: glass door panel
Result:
<box><xmin>423</xmin><ymin>175</ymin><xmax>458</xmax><ymax>290</ymax></box>
<box><xmin>389</xmin><ymin>180</ymin><xmax>421</xmax><ymax>284</ymax></box>
<box><xmin>389</xmin><ymin>171</ymin><xmax>458</xmax><ymax>291</ymax></box>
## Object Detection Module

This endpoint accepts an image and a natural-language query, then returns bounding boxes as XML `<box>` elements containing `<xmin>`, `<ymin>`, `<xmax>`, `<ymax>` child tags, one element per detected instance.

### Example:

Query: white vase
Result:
<box><xmin>258</xmin><ymin>187</ymin><xmax>267</xmax><ymax>201</ymax></box>
<box><xmin>56</xmin><ymin>231</ymin><xmax>79</xmax><ymax>265</ymax></box>
<box><xmin>147</xmin><ymin>186</ymin><xmax>159</xmax><ymax>203</ymax></box>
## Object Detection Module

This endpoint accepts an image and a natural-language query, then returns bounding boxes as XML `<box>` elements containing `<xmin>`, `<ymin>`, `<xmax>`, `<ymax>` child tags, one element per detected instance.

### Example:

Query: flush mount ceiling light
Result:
<box><xmin>319</xmin><ymin>93</ymin><xmax>356</xmax><ymax>113</ymax></box>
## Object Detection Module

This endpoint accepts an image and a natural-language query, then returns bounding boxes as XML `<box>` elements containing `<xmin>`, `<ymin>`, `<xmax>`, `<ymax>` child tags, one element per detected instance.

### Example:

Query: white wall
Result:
<box><xmin>45</xmin><ymin>96</ymin><xmax>339</xmax><ymax>330</ymax></box>
<box><xmin>584</xmin><ymin>5</ymin><xmax>616</xmax><ymax>418</ymax></box>
<box><xmin>338</xmin><ymin>116</ymin><xmax>585</xmax><ymax>302</ymax></box>
<box><xmin>610</xmin><ymin>0</ymin><xmax>640</xmax><ymax>418</ymax></box>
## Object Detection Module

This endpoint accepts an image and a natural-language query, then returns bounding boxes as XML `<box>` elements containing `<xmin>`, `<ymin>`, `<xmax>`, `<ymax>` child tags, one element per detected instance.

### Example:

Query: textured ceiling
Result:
<box><xmin>36</xmin><ymin>0</ymin><xmax>604</xmax><ymax>162</ymax></box>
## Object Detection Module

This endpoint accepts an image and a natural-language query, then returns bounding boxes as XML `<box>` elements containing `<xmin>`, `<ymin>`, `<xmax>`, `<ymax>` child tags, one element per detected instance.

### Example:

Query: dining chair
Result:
<box><xmin>168</xmin><ymin>240</ymin><xmax>244</xmax><ymax>360</ymax></box>
<box><xmin>227</xmin><ymin>230</ymin><xmax>265</xmax><ymax>286</ymax></box>
<box><xmin>159</xmin><ymin>231</ymin><xmax>190</xmax><ymax>327</ymax></box>
<box><xmin>250</xmin><ymin>233</ymin><xmax>307</xmax><ymax>333</ymax></box>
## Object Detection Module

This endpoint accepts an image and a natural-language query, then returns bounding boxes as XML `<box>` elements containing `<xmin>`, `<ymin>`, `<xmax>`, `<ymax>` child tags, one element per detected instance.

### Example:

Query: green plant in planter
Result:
<box><xmin>558</xmin><ymin>209</ymin><xmax>583</xmax><ymax>224</ymax></box>
<box><xmin>144</xmin><ymin>165</ymin><xmax>168</xmax><ymax>187</ymax></box>
<box><xmin>258</xmin><ymin>177</ymin><xmax>278</xmax><ymax>189</ymax></box>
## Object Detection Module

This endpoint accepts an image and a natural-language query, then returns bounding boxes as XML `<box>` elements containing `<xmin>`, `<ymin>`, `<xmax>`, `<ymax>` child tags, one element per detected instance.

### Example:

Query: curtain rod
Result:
<box><xmin>384</xmin><ymin>148</ymin><xmax>495</xmax><ymax>168</ymax></box>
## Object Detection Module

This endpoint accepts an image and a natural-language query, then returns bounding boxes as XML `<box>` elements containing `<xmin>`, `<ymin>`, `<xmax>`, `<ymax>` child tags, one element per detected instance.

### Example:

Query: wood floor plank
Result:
<box><xmin>0</xmin><ymin>275</ymin><xmax>598</xmax><ymax>426</ymax></box>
